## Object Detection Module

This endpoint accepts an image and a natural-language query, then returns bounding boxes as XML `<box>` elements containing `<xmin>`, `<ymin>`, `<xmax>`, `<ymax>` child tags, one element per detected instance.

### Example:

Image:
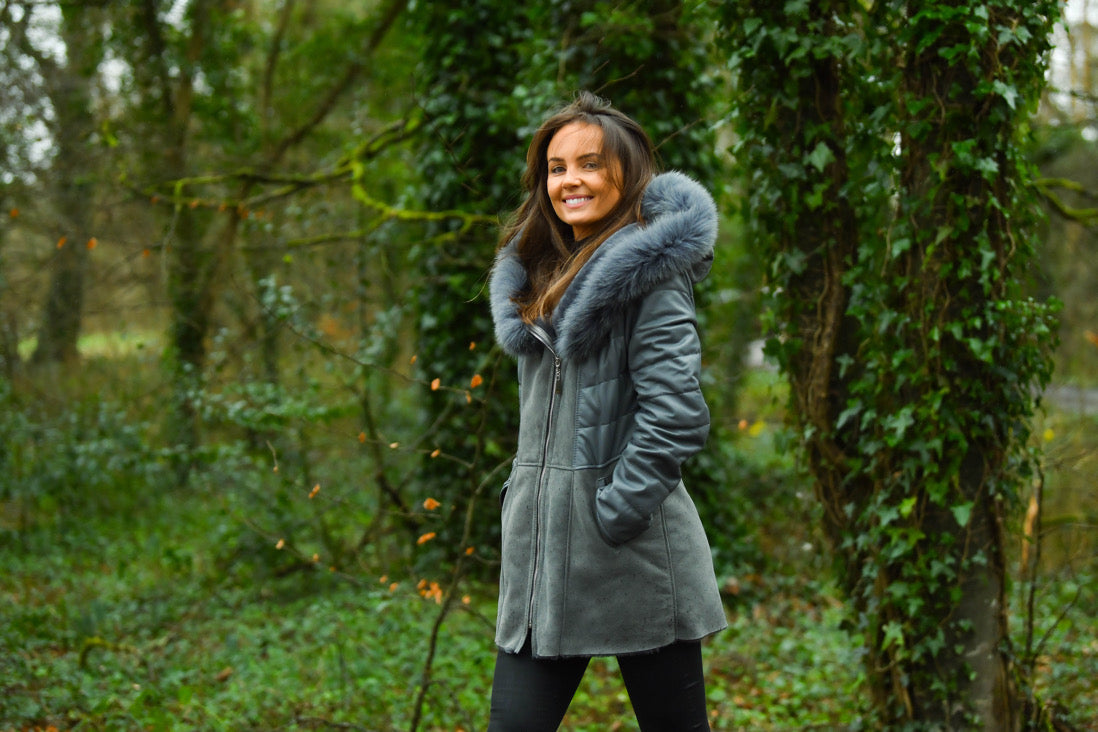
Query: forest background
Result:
<box><xmin>0</xmin><ymin>1</ymin><xmax>1096</xmax><ymax>730</ymax></box>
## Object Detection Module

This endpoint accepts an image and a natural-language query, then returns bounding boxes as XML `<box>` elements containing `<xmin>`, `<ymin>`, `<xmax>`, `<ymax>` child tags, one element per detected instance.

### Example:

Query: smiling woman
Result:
<box><xmin>487</xmin><ymin>91</ymin><xmax>724</xmax><ymax>731</ymax></box>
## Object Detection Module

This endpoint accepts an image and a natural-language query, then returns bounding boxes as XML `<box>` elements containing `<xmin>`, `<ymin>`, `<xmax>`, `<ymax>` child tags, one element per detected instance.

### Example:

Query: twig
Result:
<box><xmin>407</xmin><ymin>457</ymin><xmax>511</xmax><ymax>732</ymax></box>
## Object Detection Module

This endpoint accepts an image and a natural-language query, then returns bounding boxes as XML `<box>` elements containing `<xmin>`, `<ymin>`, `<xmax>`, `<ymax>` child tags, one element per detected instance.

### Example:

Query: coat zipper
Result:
<box><xmin>527</xmin><ymin>323</ymin><xmax>561</xmax><ymax>645</ymax></box>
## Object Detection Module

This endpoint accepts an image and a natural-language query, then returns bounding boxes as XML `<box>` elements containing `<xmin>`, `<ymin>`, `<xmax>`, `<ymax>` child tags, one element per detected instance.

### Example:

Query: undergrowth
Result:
<box><xmin>0</xmin><ymin>370</ymin><xmax>1095</xmax><ymax>730</ymax></box>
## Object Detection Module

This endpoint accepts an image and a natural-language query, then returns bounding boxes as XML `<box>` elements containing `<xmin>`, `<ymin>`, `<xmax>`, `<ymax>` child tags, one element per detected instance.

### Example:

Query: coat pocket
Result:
<box><xmin>593</xmin><ymin>475</ymin><xmax>621</xmax><ymax>547</ymax></box>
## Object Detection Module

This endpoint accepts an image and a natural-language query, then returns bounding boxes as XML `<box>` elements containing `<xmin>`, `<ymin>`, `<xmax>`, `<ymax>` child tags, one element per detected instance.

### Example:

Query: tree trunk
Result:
<box><xmin>891</xmin><ymin>5</ymin><xmax>1035</xmax><ymax>724</ymax></box>
<box><xmin>30</xmin><ymin>4</ymin><xmax>102</xmax><ymax>367</ymax></box>
<box><xmin>720</xmin><ymin>0</ymin><xmax>1057</xmax><ymax>727</ymax></box>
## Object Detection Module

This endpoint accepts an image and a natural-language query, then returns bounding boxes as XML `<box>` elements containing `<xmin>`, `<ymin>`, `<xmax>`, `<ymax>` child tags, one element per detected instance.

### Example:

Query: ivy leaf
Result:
<box><xmin>881</xmin><ymin>621</ymin><xmax>906</xmax><ymax>652</ymax></box>
<box><xmin>836</xmin><ymin>399</ymin><xmax>862</xmax><ymax>429</ymax></box>
<box><xmin>806</xmin><ymin>141</ymin><xmax>835</xmax><ymax>172</ymax></box>
<box><xmin>975</xmin><ymin>156</ymin><xmax>999</xmax><ymax>179</ymax></box>
<box><xmin>883</xmin><ymin>406</ymin><xmax>916</xmax><ymax>445</ymax></box>
<box><xmin>992</xmin><ymin>80</ymin><xmax>1019</xmax><ymax>110</ymax></box>
<box><xmin>934</xmin><ymin>225</ymin><xmax>954</xmax><ymax>246</ymax></box>
<box><xmin>951</xmin><ymin>502</ymin><xmax>973</xmax><ymax>528</ymax></box>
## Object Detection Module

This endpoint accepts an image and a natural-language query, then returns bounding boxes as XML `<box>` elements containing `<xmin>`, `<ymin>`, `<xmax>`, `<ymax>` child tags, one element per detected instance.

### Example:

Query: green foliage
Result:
<box><xmin>0</xmin><ymin>381</ymin><xmax>174</xmax><ymax>524</ymax></box>
<box><xmin>719</xmin><ymin>0</ymin><xmax>1060</xmax><ymax>726</ymax></box>
<box><xmin>405</xmin><ymin>0</ymin><xmax>528</xmax><ymax>570</ymax></box>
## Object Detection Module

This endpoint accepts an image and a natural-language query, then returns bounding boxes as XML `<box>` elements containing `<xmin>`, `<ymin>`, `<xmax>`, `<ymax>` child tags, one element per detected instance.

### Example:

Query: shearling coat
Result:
<box><xmin>489</xmin><ymin>171</ymin><xmax>727</xmax><ymax>659</ymax></box>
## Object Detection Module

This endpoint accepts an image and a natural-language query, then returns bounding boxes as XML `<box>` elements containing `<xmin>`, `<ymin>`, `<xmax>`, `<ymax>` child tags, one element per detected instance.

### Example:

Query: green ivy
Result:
<box><xmin>719</xmin><ymin>1</ymin><xmax>1059</xmax><ymax>727</ymax></box>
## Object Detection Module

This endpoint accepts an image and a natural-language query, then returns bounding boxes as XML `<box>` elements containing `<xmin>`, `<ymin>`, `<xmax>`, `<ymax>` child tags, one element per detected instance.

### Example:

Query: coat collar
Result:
<box><xmin>490</xmin><ymin>171</ymin><xmax>717</xmax><ymax>361</ymax></box>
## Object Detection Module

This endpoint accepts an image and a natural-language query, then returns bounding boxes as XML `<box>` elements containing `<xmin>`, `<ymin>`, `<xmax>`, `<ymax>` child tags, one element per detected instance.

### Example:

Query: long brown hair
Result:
<box><xmin>498</xmin><ymin>91</ymin><xmax>656</xmax><ymax>324</ymax></box>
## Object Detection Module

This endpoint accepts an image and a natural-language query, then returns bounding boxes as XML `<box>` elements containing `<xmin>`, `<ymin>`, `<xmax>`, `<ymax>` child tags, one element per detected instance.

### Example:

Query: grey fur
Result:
<box><xmin>490</xmin><ymin>171</ymin><xmax>717</xmax><ymax>360</ymax></box>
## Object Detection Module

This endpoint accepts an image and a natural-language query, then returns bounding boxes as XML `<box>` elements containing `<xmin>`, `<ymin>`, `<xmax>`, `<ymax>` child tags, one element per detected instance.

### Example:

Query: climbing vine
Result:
<box><xmin>719</xmin><ymin>1</ymin><xmax>1059</xmax><ymax>727</ymax></box>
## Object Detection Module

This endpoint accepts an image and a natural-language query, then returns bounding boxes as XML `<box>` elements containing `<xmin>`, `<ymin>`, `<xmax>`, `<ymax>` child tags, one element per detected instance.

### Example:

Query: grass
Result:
<box><xmin>0</xmin><ymin>469</ymin><xmax>854</xmax><ymax>731</ymax></box>
<box><xmin>17</xmin><ymin>329</ymin><xmax>163</xmax><ymax>361</ymax></box>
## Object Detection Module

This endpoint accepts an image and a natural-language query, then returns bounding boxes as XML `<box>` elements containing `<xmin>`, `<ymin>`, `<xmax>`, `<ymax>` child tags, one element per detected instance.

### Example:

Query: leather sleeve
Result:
<box><xmin>594</xmin><ymin>272</ymin><xmax>710</xmax><ymax>545</ymax></box>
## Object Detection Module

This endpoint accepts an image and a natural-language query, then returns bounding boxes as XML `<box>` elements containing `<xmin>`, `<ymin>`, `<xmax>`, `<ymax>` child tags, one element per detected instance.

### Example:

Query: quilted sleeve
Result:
<box><xmin>594</xmin><ymin>272</ymin><xmax>710</xmax><ymax>545</ymax></box>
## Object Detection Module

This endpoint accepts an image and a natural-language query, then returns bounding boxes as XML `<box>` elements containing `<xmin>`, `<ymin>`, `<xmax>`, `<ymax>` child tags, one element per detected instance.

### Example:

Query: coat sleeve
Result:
<box><xmin>594</xmin><ymin>272</ymin><xmax>710</xmax><ymax>546</ymax></box>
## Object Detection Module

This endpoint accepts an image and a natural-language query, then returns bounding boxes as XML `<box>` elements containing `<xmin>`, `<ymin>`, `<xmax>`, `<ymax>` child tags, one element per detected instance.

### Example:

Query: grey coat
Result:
<box><xmin>489</xmin><ymin>171</ymin><xmax>727</xmax><ymax>659</ymax></box>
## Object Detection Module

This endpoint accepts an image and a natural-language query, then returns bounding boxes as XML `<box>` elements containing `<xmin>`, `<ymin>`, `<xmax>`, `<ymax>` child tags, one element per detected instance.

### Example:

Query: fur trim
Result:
<box><xmin>490</xmin><ymin>171</ymin><xmax>717</xmax><ymax>360</ymax></box>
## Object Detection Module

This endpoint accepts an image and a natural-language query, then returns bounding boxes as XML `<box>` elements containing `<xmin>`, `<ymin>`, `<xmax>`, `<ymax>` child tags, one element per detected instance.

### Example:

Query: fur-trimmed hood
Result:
<box><xmin>490</xmin><ymin>171</ymin><xmax>717</xmax><ymax>361</ymax></box>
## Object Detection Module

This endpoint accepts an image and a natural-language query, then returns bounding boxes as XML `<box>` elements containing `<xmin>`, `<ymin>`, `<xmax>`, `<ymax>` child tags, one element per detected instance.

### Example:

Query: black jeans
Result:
<box><xmin>487</xmin><ymin>637</ymin><xmax>711</xmax><ymax>731</ymax></box>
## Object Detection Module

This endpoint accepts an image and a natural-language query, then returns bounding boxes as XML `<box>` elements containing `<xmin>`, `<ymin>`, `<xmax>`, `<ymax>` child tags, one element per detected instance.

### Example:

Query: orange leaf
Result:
<box><xmin>142</xmin><ymin>248</ymin><xmax>151</xmax><ymax>258</ymax></box>
<box><xmin>465</xmin><ymin>546</ymin><xmax>475</xmax><ymax>556</ymax></box>
<box><xmin>423</xmin><ymin>497</ymin><xmax>441</xmax><ymax>510</ymax></box>
<box><xmin>308</xmin><ymin>484</ymin><xmax>320</xmax><ymax>499</ymax></box>
<box><xmin>430</xmin><ymin>448</ymin><xmax>441</xmax><ymax>458</ymax></box>
<box><xmin>86</xmin><ymin>237</ymin><xmax>98</xmax><ymax>250</ymax></box>
<box><xmin>8</xmin><ymin>208</ymin><xmax>18</xmax><ymax>218</ymax></box>
<box><xmin>1085</xmin><ymin>330</ymin><xmax>1098</xmax><ymax>349</ymax></box>
<box><xmin>417</xmin><ymin>532</ymin><xmax>437</xmax><ymax>545</ymax></box>
<box><xmin>189</xmin><ymin>199</ymin><xmax>200</xmax><ymax>209</ymax></box>
<box><xmin>465</xmin><ymin>391</ymin><xmax>472</xmax><ymax>404</ymax></box>
<box><xmin>312</xmin><ymin>553</ymin><xmax>320</xmax><ymax>562</ymax></box>
<box><xmin>275</xmin><ymin>538</ymin><xmax>285</xmax><ymax>550</ymax></box>
<box><xmin>57</xmin><ymin>236</ymin><xmax>67</xmax><ymax>249</ymax></box>
<box><xmin>430</xmin><ymin>378</ymin><xmax>441</xmax><ymax>391</ymax></box>
<box><xmin>470</xmin><ymin>373</ymin><xmax>483</xmax><ymax>389</ymax></box>
<box><xmin>468</xmin><ymin>341</ymin><xmax>477</xmax><ymax>350</ymax></box>
<box><xmin>358</xmin><ymin>431</ymin><xmax>366</xmax><ymax>443</ymax></box>
<box><xmin>410</xmin><ymin>354</ymin><xmax>418</xmax><ymax>365</ymax></box>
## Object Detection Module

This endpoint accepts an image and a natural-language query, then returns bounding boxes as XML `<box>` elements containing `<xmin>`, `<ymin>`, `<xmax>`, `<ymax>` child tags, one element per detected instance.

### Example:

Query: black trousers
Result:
<box><xmin>487</xmin><ymin>637</ymin><xmax>711</xmax><ymax>731</ymax></box>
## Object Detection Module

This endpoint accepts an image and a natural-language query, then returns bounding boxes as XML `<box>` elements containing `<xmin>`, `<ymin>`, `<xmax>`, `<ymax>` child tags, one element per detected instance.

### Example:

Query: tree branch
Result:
<box><xmin>267</xmin><ymin>0</ymin><xmax>405</xmax><ymax>163</ymax></box>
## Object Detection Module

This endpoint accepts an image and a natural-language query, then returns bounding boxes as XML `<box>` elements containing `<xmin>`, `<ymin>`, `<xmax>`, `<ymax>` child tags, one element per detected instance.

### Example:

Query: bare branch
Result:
<box><xmin>268</xmin><ymin>0</ymin><xmax>405</xmax><ymax>163</ymax></box>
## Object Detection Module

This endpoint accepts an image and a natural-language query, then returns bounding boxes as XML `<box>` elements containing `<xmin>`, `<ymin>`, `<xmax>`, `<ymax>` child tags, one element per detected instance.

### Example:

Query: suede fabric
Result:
<box><xmin>489</xmin><ymin>171</ymin><xmax>727</xmax><ymax>659</ymax></box>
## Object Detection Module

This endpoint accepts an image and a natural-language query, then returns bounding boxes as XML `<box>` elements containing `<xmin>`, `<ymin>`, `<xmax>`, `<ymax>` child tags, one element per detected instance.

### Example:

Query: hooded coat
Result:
<box><xmin>489</xmin><ymin>171</ymin><xmax>727</xmax><ymax>659</ymax></box>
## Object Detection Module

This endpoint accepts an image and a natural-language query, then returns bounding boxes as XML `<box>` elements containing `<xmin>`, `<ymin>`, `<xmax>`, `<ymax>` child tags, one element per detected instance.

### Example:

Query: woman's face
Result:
<box><xmin>546</xmin><ymin>122</ymin><xmax>622</xmax><ymax>240</ymax></box>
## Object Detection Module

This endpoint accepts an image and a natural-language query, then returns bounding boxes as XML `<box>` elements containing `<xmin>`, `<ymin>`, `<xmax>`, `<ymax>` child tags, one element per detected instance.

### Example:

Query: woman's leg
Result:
<box><xmin>617</xmin><ymin>640</ymin><xmax>711</xmax><ymax>732</ymax></box>
<box><xmin>487</xmin><ymin>637</ymin><xmax>590</xmax><ymax>732</ymax></box>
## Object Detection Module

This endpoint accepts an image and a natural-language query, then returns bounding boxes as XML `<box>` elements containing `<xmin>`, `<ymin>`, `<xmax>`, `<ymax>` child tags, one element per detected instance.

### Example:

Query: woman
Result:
<box><xmin>488</xmin><ymin>91</ymin><xmax>726</xmax><ymax>731</ymax></box>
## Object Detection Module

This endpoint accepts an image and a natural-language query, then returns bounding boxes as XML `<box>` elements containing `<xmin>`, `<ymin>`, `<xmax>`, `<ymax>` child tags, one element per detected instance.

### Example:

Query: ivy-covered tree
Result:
<box><xmin>406</xmin><ymin>0</ymin><xmax>530</xmax><ymax>567</ymax></box>
<box><xmin>720</xmin><ymin>1</ymin><xmax>1058</xmax><ymax>727</ymax></box>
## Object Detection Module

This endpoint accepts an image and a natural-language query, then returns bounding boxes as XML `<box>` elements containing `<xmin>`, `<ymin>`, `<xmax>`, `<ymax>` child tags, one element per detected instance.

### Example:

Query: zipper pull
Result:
<box><xmin>553</xmin><ymin>357</ymin><xmax>562</xmax><ymax>395</ymax></box>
